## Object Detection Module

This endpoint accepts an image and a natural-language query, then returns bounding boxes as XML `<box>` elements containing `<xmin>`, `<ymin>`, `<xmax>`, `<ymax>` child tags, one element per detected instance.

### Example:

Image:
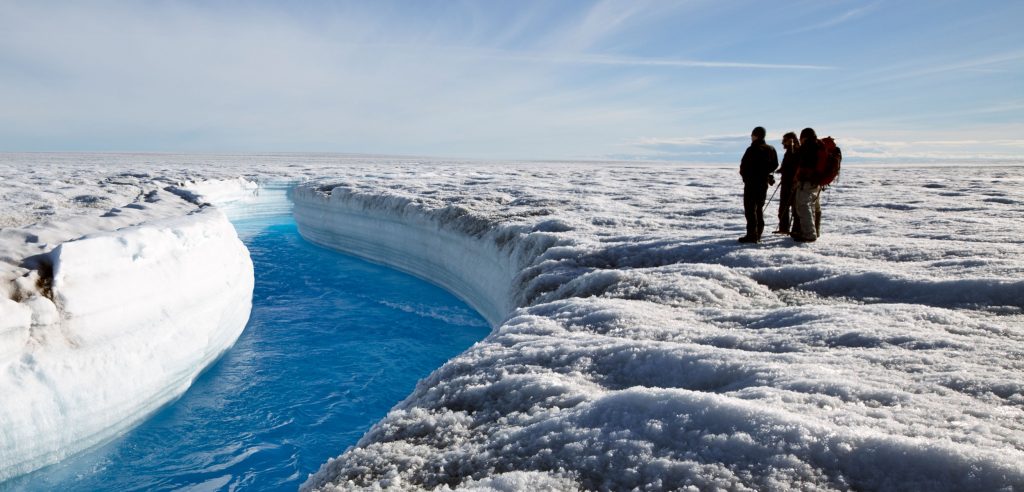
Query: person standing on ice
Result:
<box><xmin>792</xmin><ymin>127</ymin><xmax>823</xmax><ymax>242</ymax></box>
<box><xmin>738</xmin><ymin>126</ymin><xmax>779</xmax><ymax>243</ymax></box>
<box><xmin>773</xmin><ymin>131</ymin><xmax>800</xmax><ymax>235</ymax></box>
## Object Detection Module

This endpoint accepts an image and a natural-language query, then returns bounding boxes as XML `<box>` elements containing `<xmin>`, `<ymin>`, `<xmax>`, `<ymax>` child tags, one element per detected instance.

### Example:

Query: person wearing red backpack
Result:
<box><xmin>792</xmin><ymin>127</ymin><xmax>822</xmax><ymax>242</ymax></box>
<box><xmin>738</xmin><ymin>126</ymin><xmax>779</xmax><ymax>243</ymax></box>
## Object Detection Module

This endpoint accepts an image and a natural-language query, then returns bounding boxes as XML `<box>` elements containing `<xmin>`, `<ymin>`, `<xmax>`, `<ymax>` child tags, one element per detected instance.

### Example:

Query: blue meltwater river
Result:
<box><xmin>10</xmin><ymin>214</ymin><xmax>490</xmax><ymax>491</ymax></box>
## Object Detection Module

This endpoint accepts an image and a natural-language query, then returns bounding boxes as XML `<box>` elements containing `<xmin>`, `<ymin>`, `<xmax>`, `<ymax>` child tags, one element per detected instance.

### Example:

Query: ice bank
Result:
<box><xmin>291</xmin><ymin>184</ymin><xmax>562</xmax><ymax>327</ymax></box>
<box><xmin>293</xmin><ymin>167</ymin><xmax>1024</xmax><ymax>492</ymax></box>
<box><xmin>0</xmin><ymin>185</ymin><xmax>254</xmax><ymax>481</ymax></box>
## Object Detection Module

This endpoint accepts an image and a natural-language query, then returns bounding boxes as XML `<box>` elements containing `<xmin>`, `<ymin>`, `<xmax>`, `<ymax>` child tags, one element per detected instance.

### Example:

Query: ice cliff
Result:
<box><xmin>0</xmin><ymin>181</ymin><xmax>255</xmax><ymax>481</ymax></box>
<box><xmin>294</xmin><ymin>166</ymin><xmax>1024</xmax><ymax>491</ymax></box>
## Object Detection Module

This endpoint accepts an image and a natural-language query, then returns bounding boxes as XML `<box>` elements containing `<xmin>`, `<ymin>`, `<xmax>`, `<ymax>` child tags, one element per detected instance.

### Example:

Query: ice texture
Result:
<box><xmin>293</xmin><ymin>165</ymin><xmax>1024</xmax><ymax>491</ymax></box>
<box><xmin>1</xmin><ymin>154</ymin><xmax>1022</xmax><ymax>490</ymax></box>
<box><xmin>0</xmin><ymin>163</ymin><xmax>255</xmax><ymax>481</ymax></box>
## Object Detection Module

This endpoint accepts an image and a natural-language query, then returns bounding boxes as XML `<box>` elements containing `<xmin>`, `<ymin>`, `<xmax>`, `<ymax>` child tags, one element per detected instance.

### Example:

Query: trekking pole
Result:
<box><xmin>763</xmin><ymin>182</ymin><xmax>781</xmax><ymax>213</ymax></box>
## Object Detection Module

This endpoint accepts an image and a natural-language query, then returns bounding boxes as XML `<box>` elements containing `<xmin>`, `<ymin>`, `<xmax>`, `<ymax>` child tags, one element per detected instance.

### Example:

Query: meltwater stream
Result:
<box><xmin>9</xmin><ymin>214</ymin><xmax>489</xmax><ymax>491</ymax></box>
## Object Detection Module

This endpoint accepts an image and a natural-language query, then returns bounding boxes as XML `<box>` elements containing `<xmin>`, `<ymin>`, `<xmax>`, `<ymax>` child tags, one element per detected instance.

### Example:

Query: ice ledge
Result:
<box><xmin>0</xmin><ymin>194</ymin><xmax>254</xmax><ymax>481</ymax></box>
<box><xmin>291</xmin><ymin>184</ymin><xmax>559</xmax><ymax>327</ymax></box>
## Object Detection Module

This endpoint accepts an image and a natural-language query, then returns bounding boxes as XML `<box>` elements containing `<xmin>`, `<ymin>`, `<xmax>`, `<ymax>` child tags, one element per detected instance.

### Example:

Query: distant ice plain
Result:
<box><xmin>1</xmin><ymin>153</ymin><xmax>1022</xmax><ymax>490</ymax></box>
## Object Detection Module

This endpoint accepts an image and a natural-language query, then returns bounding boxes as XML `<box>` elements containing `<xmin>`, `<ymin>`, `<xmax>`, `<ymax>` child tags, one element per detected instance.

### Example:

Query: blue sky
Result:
<box><xmin>1</xmin><ymin>0</ymin><xmax>1022</xmax><ymax>162</ymax></box>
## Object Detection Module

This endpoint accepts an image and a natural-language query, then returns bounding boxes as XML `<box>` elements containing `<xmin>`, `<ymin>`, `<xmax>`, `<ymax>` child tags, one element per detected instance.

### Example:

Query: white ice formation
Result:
<box><xmin>291</xmin><ymin>185</ymin><xmax>555</xmax><ymax>327</ymax></box>
<box><xmin>1</xmin><ymin>154</ymin><xmax>1022</xmax><ymax>491</ymax></box>
<box><xmin>0</xmin><ymin>175</ymin><xmax>255</xmax><ymax>481</ymax></box>
<box><xmin>294</xmin><ymin>165</ymin><xmax>1024</xmax><ymax>491</ymax></box>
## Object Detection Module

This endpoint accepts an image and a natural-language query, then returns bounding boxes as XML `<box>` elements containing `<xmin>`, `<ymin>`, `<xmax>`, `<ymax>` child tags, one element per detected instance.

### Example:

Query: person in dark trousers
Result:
<box><xmin>773</xmin><ymin>131</ymin><xmax>799</xmax><ymax>235</ymax></box>
<box><xmin>792</xmin><ymin>127</ymin><xmax>822</xmax><ymax>242</ymax></box>
<box><xmin>738</xmin><ymin>126</ymin><xmax>779</xmax><ymax>243</ymax></box>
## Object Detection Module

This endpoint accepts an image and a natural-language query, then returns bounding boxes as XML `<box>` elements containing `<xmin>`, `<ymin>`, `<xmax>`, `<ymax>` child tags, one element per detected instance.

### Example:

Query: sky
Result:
<box><xmin>1</xmin><ymin>0</ymin><xmax>1022</xmax><ymax>162</ymax></box>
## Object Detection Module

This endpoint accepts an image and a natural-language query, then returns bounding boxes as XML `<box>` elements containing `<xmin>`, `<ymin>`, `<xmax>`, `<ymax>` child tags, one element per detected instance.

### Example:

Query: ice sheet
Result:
<box><xmin>1</xmin><ymin>154</ymin><xmax>1021</xmax><ymax>490</ymax></box>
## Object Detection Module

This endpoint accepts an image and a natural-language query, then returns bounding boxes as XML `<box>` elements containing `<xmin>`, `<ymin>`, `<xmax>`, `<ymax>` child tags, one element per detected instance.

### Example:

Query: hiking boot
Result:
<box><xmin>738</xmin><ymin>236</ymin><xmax>759</xmax><ymax>243</ymax></box>
<box><xmin>772</xmin><ymin>229</ymin><xmax>790</xmax><ymax>234</ymax></box>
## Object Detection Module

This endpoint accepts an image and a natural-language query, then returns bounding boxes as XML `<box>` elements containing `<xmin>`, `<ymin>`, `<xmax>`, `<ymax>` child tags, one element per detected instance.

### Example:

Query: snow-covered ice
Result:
<box><xmin>291</xmin><ymin>164</ymin><xmax>1024</xmax><ymax>491</ymax></box>
<box><xmin>0</xmin><ymin>157</ymin><xmax>256</xmax><ymax>481</ymax></box>
<box><xmin>1</xmin><ymin>153</ymin><xmax>1022</xmax><ymax>490</ymax></box>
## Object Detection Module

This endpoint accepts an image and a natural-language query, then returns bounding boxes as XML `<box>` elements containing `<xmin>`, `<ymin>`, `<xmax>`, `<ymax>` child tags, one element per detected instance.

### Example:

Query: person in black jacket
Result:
<box><xmin>773</xmin><ymin>132</ymin><xmax>799</xmax><ymax>234</ymax></box>
<box><xmin>792</xmin><ymin>127</ymin><xmax>822</xmax><ymax>242</ymax></box>
<box><xmin>738</xmin><ymin>126</ymin><xmax>779</xmax><ymax>243</ymax></box>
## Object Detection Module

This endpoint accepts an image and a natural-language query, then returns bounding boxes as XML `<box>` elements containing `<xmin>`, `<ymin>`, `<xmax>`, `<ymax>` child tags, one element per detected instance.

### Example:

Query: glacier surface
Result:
<box><xmin>1</xmin><ymin>154</ymin><xmax>1022</xmax><ymax>490</ymax></box>
<box><xmin>291</xmin><ymin>164</ymin><xmax>1024</xmax><ymax>491</ymax></box>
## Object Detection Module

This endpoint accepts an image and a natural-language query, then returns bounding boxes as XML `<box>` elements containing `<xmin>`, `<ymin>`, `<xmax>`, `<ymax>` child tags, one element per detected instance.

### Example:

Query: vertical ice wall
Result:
<box><xmin>290</xmin><ymin>185</ymin><xmax>557</xmax><ymax>327</ymax></box>
<box><xmin>173</xmin><ymin>178</ymin><xmax>294</xmax><ymax>224</ymax></box>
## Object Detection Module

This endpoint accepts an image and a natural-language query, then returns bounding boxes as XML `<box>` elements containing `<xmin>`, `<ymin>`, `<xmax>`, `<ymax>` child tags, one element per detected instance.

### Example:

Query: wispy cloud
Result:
<box><xmin>340</xmin><ymin>43</ymin><xmax>837</xmax><ymax>71</ymax></box>
<box><xmin>445</xmin><ymin>49</ymin><xmax>835</xmax><ymax>70</ymax></box>
<box><xmin>843</xmin><ymin>149</ymin><xmax>1024</xmax><ymax>162</ymax></box>
<box><xmin>549</xmin><ymin>0</ymin><xmax>652</xmax><ymax>52</ymax></box>
<box><xmin>844</xmin><ymin>137</ymin><xmax>1024</xmax><ymax>148</ymax></box>
<box><xmin>838</xmin><ymin>49</ymin><xmax>1024</xmax><ymax>92</ymax></box>
<box><xmin>784</xmin><ymin>1</ymin><xmax>882</xmax><ymax>35</ymax></box>
<box><xmin>633</xmin><ymin>134</ymin><xmax>749</xmax><ymax>147</ymax></box>
<box><xmin>510</xmin><ymin>52</ymin><xmax>835</xmax><ymax>70</ymax></box>
<box><xmin>841</xmin><ymin>137</ymin><xmax>1024</xmax><ymax>161</ymax></box>
<box><xmin>879</xmin><ymin>50</ymin><xmax>1024</xmax><ymax>83</ymax></box>
<box><xmin>0</xmin><ymin>0</ymin><xmax>1020</xmax><ymax>160</ymax></box>
<box><xmin>536</xmin><ymin>0</ymin><xmax>710</xmax><ymax>53</ymax></box>
<box><xmin>622</xmin><ymin>134</ymin><xmax>1024</xmax><ymax>163</ymax></box>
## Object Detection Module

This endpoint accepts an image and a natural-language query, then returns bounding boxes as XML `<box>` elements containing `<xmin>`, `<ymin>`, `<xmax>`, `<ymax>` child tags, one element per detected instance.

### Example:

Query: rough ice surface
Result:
<box><xmin>1</xmin><ymin>154</ymin><xmax>1023</xmax><ymax>491</ymax></box>
<box><xmin>292</xmin><ymin>165</ymin><xmax>1024</xmax><ymax>491</ymax></box>
<box><xmin>0</xmin><ymin>157</ymin><xmax>256</xmax><ymax>481</ymax></box>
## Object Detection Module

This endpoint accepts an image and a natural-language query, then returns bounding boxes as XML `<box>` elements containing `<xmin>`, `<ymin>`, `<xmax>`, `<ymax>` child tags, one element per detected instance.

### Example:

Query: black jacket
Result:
<box><xmin>778</xmin><ymin>149</ymin><xmax>798</xmax><ymax>185</ymax></box>
<box><xmin>795</xmin><ymin>139</ymin><xmax>820</xmax><ymax>183</ymax></box>
<box><xmin>740</xmin><ymin>139</ymin><xmax>779</xmax><ymax>185</ymax></box>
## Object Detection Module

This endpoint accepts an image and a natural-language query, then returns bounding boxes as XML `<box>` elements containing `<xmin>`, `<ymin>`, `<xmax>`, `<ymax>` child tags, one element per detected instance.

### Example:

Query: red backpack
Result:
<box><xmin>815</xmin><ymin>137</ymin><xmax>842</xmax><ymax>187</ymax></box>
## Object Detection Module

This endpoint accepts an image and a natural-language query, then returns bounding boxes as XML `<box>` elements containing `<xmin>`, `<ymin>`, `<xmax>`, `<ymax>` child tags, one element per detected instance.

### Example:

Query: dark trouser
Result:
<box><xmin>815</xmin><ymin>202</ymin><xmax>822</xmax><ymax>237</ymax></box>
<box><xmin>743</xmin><ymin>183</ymin><xmax>768</xmax><ymax>239</ymax></box>
<box><xmin>777</xmin><ymin>180</ymin><xmax>794</xmax><ymax>232</ymax></box>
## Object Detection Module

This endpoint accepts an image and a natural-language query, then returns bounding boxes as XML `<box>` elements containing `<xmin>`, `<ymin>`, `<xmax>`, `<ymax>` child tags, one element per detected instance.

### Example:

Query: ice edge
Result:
<box><xmin>0</xmin><ymin>182</ymin><xmax>255</xmax><ymax>482</ymax></box>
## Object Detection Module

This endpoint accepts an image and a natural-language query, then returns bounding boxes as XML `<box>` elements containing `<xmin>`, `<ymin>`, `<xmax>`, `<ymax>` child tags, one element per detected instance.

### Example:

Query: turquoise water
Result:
<box><xmin>8</xmin><ymin>215</ymin><xmax>489</xmax><ymax>491</ymax></box>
